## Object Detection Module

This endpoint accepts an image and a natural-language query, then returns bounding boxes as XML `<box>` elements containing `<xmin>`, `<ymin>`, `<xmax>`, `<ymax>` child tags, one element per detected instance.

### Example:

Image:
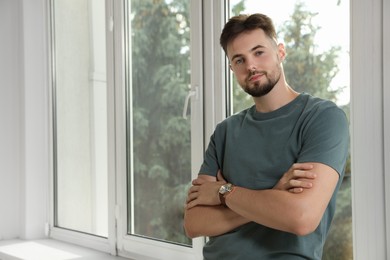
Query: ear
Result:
<box><xmin>277</xmin><ymin>43</ymin><xmax>286</xmax><ymax>61</ymax></box>
<box><xmin>229</xmin><ymin>63</ymin><xmax>233</xmax><ymax>71</ymax></box>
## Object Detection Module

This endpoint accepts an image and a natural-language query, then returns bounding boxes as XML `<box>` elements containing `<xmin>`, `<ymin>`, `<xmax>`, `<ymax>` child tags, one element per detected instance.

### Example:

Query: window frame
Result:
<box><xmin>112</xmin><ymin>0</ymin><xmax>204</xmax><ymax>259</ymax></box>
<box><xmin>385</xmin><ymin>0</ymin><xmax>390</xmax><ymax>257</ymax></box>
<box><xmin>47</xmin><ymin>0</ymin><xmax>115</xmax><ymax>254</ymax></box>
<box><xmin>350</xmin><ymin>0</ymin><xmax>389</xmax><ymax>259</ymax></box>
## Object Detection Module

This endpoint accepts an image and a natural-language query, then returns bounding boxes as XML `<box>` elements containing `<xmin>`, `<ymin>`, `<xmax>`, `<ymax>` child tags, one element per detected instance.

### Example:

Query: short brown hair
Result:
<box><xmin>220</xmin><ymin>13</ymin><xmax>277</xmax><ymax>54</ymax></box>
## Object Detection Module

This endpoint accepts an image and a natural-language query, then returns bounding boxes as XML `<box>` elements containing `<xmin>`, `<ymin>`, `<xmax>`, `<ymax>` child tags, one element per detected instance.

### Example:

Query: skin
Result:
<box><xmin>183</xmin><ymin>28</ymin><xmax>339</xmax><ymax>238</ymax></box>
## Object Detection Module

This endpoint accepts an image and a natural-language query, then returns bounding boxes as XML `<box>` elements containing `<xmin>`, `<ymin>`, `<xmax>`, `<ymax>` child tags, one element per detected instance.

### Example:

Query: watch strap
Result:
<box><xmin>219</xmin><ymin>192</ymin><xmax>227</xmax><ymax>206</ymax></box>
<box><xmin>219</xmin><ymin>184</ymin><xmax>234</xmax><ymax>206</ymax></box>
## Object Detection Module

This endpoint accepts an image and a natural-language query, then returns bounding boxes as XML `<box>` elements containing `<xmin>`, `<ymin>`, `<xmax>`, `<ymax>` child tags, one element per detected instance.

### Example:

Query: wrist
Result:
<box><xmin>219</xmin><ymin>183</ymin><xmax>235</xmax><ymax>206</ymax></box>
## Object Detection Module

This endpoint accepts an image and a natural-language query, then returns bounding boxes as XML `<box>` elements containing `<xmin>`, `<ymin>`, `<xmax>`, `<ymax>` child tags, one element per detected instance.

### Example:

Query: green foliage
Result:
<box><xmin>280</xmin><ymin>2</ymin><xmax>342</xmax><ymax>102</ymax></box>
<box><xmin>231</xmin><ymin>0</ymin><xmax>246</xmax><ymax>16</ymax></box>
<box><xmin>130</xmin><ymin>0</ymin><xmax>191</xmax><ymax>245</ymax></box>
<box><xmin>323</xmin><ymin>177</ymin><xmax>353</xmax><ymax>259</ymax></box>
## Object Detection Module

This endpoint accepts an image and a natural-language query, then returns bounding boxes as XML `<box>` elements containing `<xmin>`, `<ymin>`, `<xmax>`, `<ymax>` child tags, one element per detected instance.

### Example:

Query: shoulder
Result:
<box><xmin>298</xmin><ymin>94</ymin><xmax>349</xmax><ymax>145</ymax></box>
<box><xmin>215</xmin><ymin>106</ymin><xmax>253</xmax><ymax>131</ymax></box>
<box><xmin>297</xmin><ymin>95</ymin><xmax>350</xmax><ymax>175</ymax></box>
<box><xmin>302</xmin><ymin>94</ymin><xmax>348</xmax><ymax>124</ymax></box>
<box><xmin>303</xmin><ymin>94</ymin><xmax>340</xmax><ymax>111</ymax></box>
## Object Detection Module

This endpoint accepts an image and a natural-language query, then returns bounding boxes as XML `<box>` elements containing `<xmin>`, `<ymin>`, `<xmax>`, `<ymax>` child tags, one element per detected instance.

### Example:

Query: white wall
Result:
<box><xmin>0</xmin><ymin>0</ymin><xmax>49</xmax><ymax>240</ymax></box>
<box><xmin>20</xmin><ymin>0</ymin><xmax>50</xmax><ymax>239</ymax></box>
<box><xmin>0</xmin><ymin>0</ymin><xmax>23</xmax><ymax>240</ymax></box>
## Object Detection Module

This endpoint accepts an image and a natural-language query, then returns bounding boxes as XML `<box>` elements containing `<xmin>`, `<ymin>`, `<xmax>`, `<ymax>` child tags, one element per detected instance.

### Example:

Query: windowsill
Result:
<box><xmin>0</xmin><ymin>239</ymin><xmax>130</xmax><ymax>260</ymax></box>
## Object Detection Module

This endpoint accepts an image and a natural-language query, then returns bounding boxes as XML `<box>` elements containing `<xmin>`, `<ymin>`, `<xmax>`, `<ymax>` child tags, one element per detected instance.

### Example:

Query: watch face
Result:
<box><xmin>219</xmin><ymin>185</ymin><xmax>226</xmax><ymax>194</ymax></box>
<box><xmin>219</xmin><ymin>184</ymin><xmax>231</xmax><ymax>194</ymax></box>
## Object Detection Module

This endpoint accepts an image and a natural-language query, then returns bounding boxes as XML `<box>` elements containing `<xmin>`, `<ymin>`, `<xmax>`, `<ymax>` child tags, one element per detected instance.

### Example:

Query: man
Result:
<box><xmin>183</xmin><ymin>13</ymin><xmax>349</xmax><ymax>259</ymax></box>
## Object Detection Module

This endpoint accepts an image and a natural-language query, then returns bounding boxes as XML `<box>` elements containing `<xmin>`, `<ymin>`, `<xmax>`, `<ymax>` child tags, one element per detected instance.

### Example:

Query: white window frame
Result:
<box><xmin>46</xmin><ymin>0</ymin><xmax>115</xmax><ymax>254</ymax></box>
<box><xmin>384</xmin><ymin>0</ymin><xmax>390</xmax><ymax>257</ymax></box>
<box><xmin>202</xmin><ymin>0</ymin><xmax>228</xmax><ymax>137</ymax></box>
<box><xmin>43</xmin><ymin>0</ymin><xmax>390</xmax><ymax>259</ymax></box>
<box><xmin>351</xmin><ymin>0</ymin><xmax>388</xmax><ymax>259</ymax></box>
<box><xmin>111</xmin><ymin>0</ymin><xmax>204</xmax><ymax>259</ymax></box>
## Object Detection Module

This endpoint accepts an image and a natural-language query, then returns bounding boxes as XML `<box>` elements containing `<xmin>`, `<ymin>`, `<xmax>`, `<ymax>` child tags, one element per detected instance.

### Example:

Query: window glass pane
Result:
<box><xmin>52</xmin><ymin>0</ymin><xmax>108</xmax><ymax>237</ymax></box>
<box><xmin>126</xmin><ymin>0</ymin><xmax>191</xmax><ymax>246</ymax></box>
<box><xmin>228</xmin><ymin>1</ymin><xmax>351</xmax><ymax>259</ymax></box>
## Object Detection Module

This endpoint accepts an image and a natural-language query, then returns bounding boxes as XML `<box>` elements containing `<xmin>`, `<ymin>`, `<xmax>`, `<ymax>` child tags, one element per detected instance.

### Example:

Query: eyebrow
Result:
<box><xmin>231</xmin><ymin>44</ymin><xmax>266</xmax><ymax>62</ymax></box>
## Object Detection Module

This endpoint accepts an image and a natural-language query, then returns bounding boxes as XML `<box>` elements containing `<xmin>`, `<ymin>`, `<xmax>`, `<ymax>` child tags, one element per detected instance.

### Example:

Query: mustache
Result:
<box><xmin>248</xmin><ymin>70</ymin><xmax>266</xmax><ymax>81</ymax></box>
<box><xmin>248</xmin><ymin>70</ymin><xmax>266</xmax><ymax>77</ymax></box>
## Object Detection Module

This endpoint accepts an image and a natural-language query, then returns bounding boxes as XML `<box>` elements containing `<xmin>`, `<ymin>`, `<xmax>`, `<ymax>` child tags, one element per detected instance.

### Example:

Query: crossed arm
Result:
<box><xmin>183</xmin><ymin>162</ymin><xmax>339</xmax><ymax>238</ymax></box>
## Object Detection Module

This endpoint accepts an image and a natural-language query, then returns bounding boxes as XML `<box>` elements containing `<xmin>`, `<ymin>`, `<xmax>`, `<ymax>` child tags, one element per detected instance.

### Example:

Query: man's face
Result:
<box><xmin>227</xmin><ymin>29</ymin><xmax>285</xmax><ymax>97</ymax></box>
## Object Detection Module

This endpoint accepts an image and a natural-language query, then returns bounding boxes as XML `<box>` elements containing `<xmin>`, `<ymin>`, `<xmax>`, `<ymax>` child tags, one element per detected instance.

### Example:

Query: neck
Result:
<box><xmin>253</xmin><ymin>81</ymin><xmax>299</xmax><ymax>113</ymax></box>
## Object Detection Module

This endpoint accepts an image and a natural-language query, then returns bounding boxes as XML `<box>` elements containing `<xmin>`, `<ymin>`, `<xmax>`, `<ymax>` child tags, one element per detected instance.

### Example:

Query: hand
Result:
<box><xmin>186</xmin><ymin>170</ymin><xmax>226</xmax><ymax>209</ymax></box>
<box><xmin>273</xmin><ymin>163</ymin><xmax>316</xmax><ymax>193</ymax></box>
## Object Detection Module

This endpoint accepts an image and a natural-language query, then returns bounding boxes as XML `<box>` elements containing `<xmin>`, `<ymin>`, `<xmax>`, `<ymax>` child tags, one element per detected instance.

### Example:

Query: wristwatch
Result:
<box><xmin>219</xmin><ymin>183</ymin><xmax>234</xmax><ymax>206</ymax></box>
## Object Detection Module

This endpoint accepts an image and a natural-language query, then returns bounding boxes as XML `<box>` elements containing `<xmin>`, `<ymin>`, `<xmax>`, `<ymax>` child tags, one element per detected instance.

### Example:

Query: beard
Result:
<box><xmin>242</xmin><ymin>65</ymin><xmax>282</xmax><ymax>97</ymax></box>
<box><xmin>243</xmin><ymin>78</ymin><xmax>276</xmax><ymax>97</ymax></box>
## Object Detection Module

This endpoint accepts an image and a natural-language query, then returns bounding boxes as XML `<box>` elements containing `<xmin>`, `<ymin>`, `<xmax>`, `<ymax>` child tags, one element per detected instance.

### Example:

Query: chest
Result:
<box><xmin>220</xmin><ymin>121</ymin><xmax>303</xmax><ymax>189</ymax></box>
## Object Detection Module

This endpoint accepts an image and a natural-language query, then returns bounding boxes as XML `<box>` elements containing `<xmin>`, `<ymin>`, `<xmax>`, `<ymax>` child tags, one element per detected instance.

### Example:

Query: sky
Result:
<box><xmin>230</xmin><ymin>0</ymin><xmax>350</xmax><ymax>105</ymax></box>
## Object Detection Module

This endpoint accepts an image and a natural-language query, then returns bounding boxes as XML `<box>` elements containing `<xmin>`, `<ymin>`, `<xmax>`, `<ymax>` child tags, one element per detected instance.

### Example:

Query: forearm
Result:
<box><xmin>225</xmin><ymin>188</ymin><xmax>312</xmax><ymax>235</ymax></box>
<box><xmin>220</xmin><ymin>163</ymin><xmax>338</xmax><ymax>236</ymax></box>
<box><xmin>183</xmin><ymin>205</ymin><xmax>249</xmax><ymax>238</ymax></box>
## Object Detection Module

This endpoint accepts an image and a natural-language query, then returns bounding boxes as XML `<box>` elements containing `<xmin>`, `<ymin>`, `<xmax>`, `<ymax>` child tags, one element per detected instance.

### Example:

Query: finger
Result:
<box><xmin>186</xmin><ymin>199</ymin><xmax>198</xmax><ymax>209</ymax></box>
<box><xmin>292</xmin><ymin>170</ymin><xmax>317</xmax><ymax>179</ymax></box>
<box><xmin>193</xmin><ymin>177</ymin><xmax>210</xmax><ymax>185</ymax></box>
<box><xmin>192</xmin><ymin>178</ymin><xmax>205</xmax><ymax>185</ymax></box>
<box><xmin>186</xmin><ymin>192</ymin><xmax>198</xmax><ymax>203</ymax></box>
<box><xmin>188</xmin><ymin>185</ymin><xmax>199</xmax><ymax>195</ymax></box>
<box><xmin>289</xmin><ymin>187</ymin><xmax>304</xmax><ymax>193</ymax></box>
<box><xmin>217</xmin><ymin>170</ymin><xmax>226</xmax><ymax>182</ymax></box>
<box><xmin>289</xmin><ymin>179</ymin><xmax>313</xmax><ymax>188</ymax></box>
<box><xmin>291</xmin><ymin>163</ymin><xmax>314</xmax><ymax>170</ymax></box>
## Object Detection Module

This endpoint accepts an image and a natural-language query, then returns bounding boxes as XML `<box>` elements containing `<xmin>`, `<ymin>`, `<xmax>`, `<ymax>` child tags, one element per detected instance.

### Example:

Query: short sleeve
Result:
<box><xmin>198</xmin><ymin>124</ymin><xmax>225</xmax><ymax>177</ymax></box>
<box><xmin>298</xmin><ymin>106</ymin><xmax>350</xmax><ymax>176</ymax></box>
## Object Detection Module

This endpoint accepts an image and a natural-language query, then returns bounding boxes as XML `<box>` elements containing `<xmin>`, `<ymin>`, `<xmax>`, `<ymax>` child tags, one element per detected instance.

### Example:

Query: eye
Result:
<box><xmin>255</xmin><ymin>51</ymin><xmax>264</xmax><ymax>56</ymax></box>
<box><xmin>234</xmin><ymin>58</ymin><xmax>244</xmax><ymax>65</ymax></box>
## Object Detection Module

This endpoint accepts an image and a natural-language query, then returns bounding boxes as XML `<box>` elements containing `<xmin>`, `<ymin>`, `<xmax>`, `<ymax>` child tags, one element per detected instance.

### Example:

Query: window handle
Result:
<box><xmin>182</xmin><ymin>86</ymin><xmax>199</xmax><ymax>119</ymax></box>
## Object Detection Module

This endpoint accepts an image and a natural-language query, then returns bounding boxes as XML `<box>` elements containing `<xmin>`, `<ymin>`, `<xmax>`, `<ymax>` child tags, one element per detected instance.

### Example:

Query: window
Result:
<box><xmin>46</xmin><ymin>0</ymin><xmax>390</xmax><ymax>259</ymax></box>
<box><xmin>114</xmin><ymin>0</ymin><xmax>204</xmax><ymax>259</ymax></box>
<box><xmin>126</xmin><ymin>0</ymin><xmax>192</xmax><ymax>245</ymax></box>
<box><xmin>50</xmin><ymin>0</ymin><xmax>108</xmax><ymax>237</ymax></box>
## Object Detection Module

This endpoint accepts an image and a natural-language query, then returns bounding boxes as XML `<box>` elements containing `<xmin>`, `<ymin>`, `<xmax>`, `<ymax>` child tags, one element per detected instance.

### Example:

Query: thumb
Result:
<box><xmin>217</xmin><ymin>170</ymin><xmax>226</xmax><ymax>182</ymax></box>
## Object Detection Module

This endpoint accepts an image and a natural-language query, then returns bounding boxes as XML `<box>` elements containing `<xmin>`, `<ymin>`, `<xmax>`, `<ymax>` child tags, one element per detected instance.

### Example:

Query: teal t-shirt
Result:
<box><xmin>199</xmin><ymin>93</ymin><xmax>349</xmax><ymax>260</ymax></box>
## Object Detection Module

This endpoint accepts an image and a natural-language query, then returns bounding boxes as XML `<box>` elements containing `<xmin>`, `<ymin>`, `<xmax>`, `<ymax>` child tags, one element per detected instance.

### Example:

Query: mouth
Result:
<box><xmin>248</xmin><ymin>73</ymin><xmax>264</xmax><ymax>82</ymax></box>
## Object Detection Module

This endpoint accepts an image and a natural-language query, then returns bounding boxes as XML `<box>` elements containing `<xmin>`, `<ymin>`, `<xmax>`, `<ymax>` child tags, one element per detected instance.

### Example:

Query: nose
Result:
<box><xmin>247</xmin><ymin>65</ymin><xmax>256</xmax><ymax>74</ymax></box>
<box><xmin>246</xmin><ymin>58</ymin><xmax>256</xmax><ymax>73</ymax></box>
